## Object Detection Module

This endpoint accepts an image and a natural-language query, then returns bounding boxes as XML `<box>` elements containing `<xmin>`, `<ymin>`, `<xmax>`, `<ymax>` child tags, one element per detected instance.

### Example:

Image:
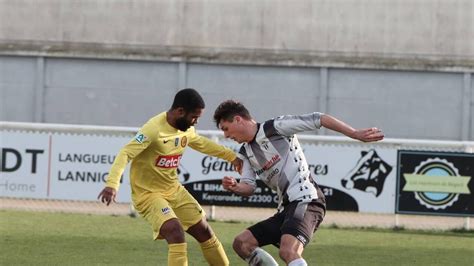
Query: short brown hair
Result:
<box><xmin>213</xmin><ymin>100</ymin><xmax>252</xmax><ymax>128</ymax></box>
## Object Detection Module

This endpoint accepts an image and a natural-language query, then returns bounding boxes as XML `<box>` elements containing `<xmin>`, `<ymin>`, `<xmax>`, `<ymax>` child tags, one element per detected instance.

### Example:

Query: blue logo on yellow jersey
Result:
<box><xmin>134</xmin><ymin>132</ymin><xmax>147</xmax><ymax>143</ymax></box>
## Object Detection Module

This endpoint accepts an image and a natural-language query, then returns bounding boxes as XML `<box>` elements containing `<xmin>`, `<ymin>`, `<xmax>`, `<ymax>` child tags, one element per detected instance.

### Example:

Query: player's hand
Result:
<box><xmin>222</xmin><ymin>176</ymin><xmax>237</xmax><ymax>191</ymax></box>
<box><xmin>97</xmin><ymin>187</ymin><xmax>117</xmax><ymax>206</ymax></box>
<box><xmin>354</xmin><ymin>127</ymin><xmax>384</xmax><ymax>142</ymax></box>
<box><xmin>231</xmin><ymin>158</ymin><xmax>243</xmax><ymax>174</ymax></box>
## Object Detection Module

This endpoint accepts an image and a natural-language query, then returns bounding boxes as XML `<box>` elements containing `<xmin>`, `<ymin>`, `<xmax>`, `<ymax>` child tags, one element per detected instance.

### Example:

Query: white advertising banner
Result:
<box><xmin>1</xmin><ymin>130</ymin><xmax>132</xmax><ymax>203</ymax></box>
<box><xmin>179</xmin><ymin>141</ymin><xmax>398</xmax><ymax>213</ymax></box>
<box><xmin>303</xmin><ymin>144</ymin><xmax>397</xmax><ymax>213</ymax></box>
<box><xmin>1</xmin><ymin>132</ymin><xmax>50</xmax><ymax>198</ymax></box>
<box><xmin>49</xmin><ymin>134</ymin><xmax>132</xmax><ymax>202</ymax></box>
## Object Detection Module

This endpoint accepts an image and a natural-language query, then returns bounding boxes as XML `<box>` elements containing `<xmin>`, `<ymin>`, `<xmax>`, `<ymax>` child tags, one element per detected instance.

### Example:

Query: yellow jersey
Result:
<box><xmin>106</xmin><ymin>112</ymin><xmax>236</xmax><ymax>198</ymax></box>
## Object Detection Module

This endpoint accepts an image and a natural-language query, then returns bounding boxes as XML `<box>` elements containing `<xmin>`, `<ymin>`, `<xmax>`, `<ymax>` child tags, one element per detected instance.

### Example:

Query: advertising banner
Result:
<box><xmin>304</xmin><ymin>145</ymin><xmax>396</xmax><ymax>213</ymax></box>
<box><xmin>1</xmin><ymin>131</ymin><xmax>132</xmax><ymax>202</ymax></box>
<box><xmin>180</xmin><ymin>141</ymin><xmax>398</xmax><ymax>213</ymax></box>
<box><xmin>48</xmin><ymin>134</ymin><xmax>132</xmax><ymax>202</ymax></box>
<box><xmin>1</xmin><ymin>132</ymin><xmax>50</xmax><ymax>199</ymax></box>
<box><xmin>396</xmin><ymin>150</ymin><xmax>474</xmax><ymax>216</ymax></box>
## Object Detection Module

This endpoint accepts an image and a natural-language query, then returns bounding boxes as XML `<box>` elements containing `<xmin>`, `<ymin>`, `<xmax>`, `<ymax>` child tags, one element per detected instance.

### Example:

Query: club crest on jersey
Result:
<box><xmin>181</xmin><ymin>136</ymin><xmax>187</xmax><ymax>147</ymax></box>
<box><xmin>261</xmin><ymin>141</ymin><xmax>269</xmax><ymax>150</ymax></box>
<box><xmin>155</xmin><ymin>154</ymin><xmax>182</xmax><ymax>168</ymax></box>
<box><xmin>134</xmin><ymin>132</ymin><xmax>147</xmax><ymax>143</ymax></box>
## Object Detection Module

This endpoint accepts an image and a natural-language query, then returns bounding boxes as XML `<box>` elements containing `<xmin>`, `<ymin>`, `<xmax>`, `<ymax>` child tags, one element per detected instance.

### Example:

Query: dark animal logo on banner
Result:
<box><xmin>177</xmin><ymin>163</ymin><xmax>191</xmax><ymax>182</ymax></box>
<box><xmin>341</xmin><ymin>149</ymin><xmax>392</xmax><ymax>197</ymax></box>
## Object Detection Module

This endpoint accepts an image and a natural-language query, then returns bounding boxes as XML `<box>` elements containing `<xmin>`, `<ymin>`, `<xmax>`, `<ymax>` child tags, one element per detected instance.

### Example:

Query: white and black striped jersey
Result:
<box><xmin>238</xmin><ymin>112</ymin><xmax>326</xmax><ymax>210</ymax></box>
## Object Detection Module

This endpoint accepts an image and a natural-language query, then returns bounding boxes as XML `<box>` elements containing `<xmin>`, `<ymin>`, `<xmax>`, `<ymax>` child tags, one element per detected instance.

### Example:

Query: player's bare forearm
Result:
<box><xmin>320</xmin><ymin>114</ymin><xmax>357</xmax><ymax>138</ymax></box>
<box><xmin>320</xmin><ymin>114</ymin><xmax>384</xmax><ymax>142</ymax></box>
<box><xmin>222</xmin><ymin>176</ymin><xmax>255</xmax><ymax>196</ymax></box>
<box><xmin>230</xmin><ymin>183</ymin><xmax>255</xmax><ymax>197</ymax></box>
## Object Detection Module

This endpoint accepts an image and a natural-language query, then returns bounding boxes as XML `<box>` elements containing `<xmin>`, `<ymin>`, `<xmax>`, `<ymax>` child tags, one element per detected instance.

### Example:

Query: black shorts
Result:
<box><xmin>248</xmin><ymin>201</ymin><xmax>325</xmax><ymax>247</ymax></box>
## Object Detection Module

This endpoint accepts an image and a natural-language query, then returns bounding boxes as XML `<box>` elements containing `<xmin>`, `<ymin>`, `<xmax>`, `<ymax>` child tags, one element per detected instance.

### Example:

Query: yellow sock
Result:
<box><xmin>168</xmin><ymin>243</ymin><xmax>187</xmax><ymax>266</ymax></box>
<box><xmin>200</xmin><ymin>235</ymin><xmax>229</xmax><ymax>266</ymax></box>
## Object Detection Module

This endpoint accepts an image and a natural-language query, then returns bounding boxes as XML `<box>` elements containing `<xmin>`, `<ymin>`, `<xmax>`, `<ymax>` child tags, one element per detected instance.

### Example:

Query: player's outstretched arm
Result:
<box><xmin>222</xmin><ymin>176</ymin><xmax>255</xmax><ymax>196</ymax></box>
<box><xmin>320</xmin><ymin>114</ymin><xmax>384</xmax><ymax>142</ymax></box>
<box><xmin>97</xmin><ymin>187</ymin><xmax>117</xmax><ymax>206</ymax></box>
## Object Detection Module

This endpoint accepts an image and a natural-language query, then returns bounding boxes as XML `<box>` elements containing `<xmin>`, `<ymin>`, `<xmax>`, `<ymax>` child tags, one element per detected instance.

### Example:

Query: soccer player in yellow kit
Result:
<box><xmin>97</xmin><ymin>88</ymin><xmax>241</xmax><ymax>266</ymax></box>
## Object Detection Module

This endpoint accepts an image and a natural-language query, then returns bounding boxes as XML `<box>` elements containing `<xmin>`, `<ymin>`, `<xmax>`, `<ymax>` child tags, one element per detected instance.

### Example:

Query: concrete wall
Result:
<box><xmin>1</xmin><ymin>55</ymin><xmax>472</xmax><ymax>141</ymax></box>
<box><xmin>0</xmin><ymin>1</ymin><xmax>473</xmax><ymax>140</ymax></box>
<box><xmin>0</xmin><ymin>0</ymin><xmax>473</xmax><ymax>69</ymax></box>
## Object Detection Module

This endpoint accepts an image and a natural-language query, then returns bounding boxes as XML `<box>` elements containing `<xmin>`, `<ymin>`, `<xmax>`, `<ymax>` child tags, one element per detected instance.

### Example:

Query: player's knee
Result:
<box><xmin>278</xmin><ymin>246</ymin><xmax>298</xmax><ymax>263</ymax></box>
<box><xmin>232</xmin><ymin>235</ymin><xmax>245</xmax><ymax>253</ymax></box>
<box><xmin>233</xmin><ymin>235</ymin><xmax>252</xmax><ymax>255</ymax></box>
<box><xmin>160</xmin><ymin>219</ymin><xmax>185</xmax><ymax>243</ymax></box>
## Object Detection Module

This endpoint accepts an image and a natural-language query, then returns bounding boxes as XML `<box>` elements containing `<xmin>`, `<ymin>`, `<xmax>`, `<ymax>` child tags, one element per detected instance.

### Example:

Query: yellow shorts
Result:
<box><xmin>134</xmin><ymin>185</ymin><xmax>206</xmax><ymax>240</ymax></box>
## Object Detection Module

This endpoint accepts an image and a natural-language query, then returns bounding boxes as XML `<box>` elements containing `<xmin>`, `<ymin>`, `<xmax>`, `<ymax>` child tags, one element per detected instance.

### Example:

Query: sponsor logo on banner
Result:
<box><xmin>341</xmin><ymin>149</ymin><xmax>393</xmax><ymax>197</ymax></box>
<box><xmin>1</xmin><ymin>148</ymin><xmax>44</xmax><ymax>174</ymax></box>
<box><xmin>178</xmin><ymin>154</ymin><xmax>238</xmax><ymax>183</ymax></box>
<box><xmin>184</xmin><ymin>179</ymin><xmax>279</xmax><ymax>208</ymax></box>
<box><xmin>155</xmin><ymin>154</ymin><xmax>182</xmax><ymax>168</ymax></box>
<box><xmin>0</xmin><ymin>146</ymin><xmax>46</xmax><ymax>196</ymax></box>
<box><xmin>201</xmin><ymin>156</ymin><xmax>237</xmax><ymax>175</ymax></box>
<box><xmin>57</xmin><ymin>153</ymin><xmax>115</xmax><ymax>183</ymax></box>
<box><xmin>405</xmin><ymin>158</ymin><xmax>467</xmax><ymax>210</ymax></box>
<box><xmin>397</xmin><ymin>151</ymin><xmax>473</xmax><ymax>216</ymax></box>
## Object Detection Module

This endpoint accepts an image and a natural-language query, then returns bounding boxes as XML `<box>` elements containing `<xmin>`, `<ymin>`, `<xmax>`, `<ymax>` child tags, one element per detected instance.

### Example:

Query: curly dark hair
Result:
<box><xmin>171</xmin><ymin>88</ymin><xmax>205</xmax><ymax>112</ymax></box>
<box><xmin>213</xmin><ymin>100</ymin><xmax>252</xmax><ymax>128</ymax></box>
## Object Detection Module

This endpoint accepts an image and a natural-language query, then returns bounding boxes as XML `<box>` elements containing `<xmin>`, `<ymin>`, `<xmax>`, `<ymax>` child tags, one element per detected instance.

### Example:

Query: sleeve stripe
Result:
<box><xmin>238</xmin><ymin>145</ymin><xmax>247</xmax><ymax>157</ymax></box>
<box><xmin>263</xmin><ymin>119</ymin><xmax>278</xmax><ymax>138</ymax></box>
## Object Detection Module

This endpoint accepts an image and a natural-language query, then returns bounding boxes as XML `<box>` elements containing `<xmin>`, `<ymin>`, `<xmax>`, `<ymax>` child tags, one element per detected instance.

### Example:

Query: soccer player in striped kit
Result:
<box><xmin>214</xmin><ymin>100</ymin><xmax>384</xmax><ymax>266</ymax></box>
<box><xmin>98</xmin><ymin>89</ymin><xmax>242</xmax><ymax>266</ymax></box>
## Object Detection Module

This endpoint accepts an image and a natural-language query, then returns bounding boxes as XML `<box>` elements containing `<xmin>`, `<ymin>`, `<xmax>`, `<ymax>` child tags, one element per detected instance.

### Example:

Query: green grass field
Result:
<box><xmin>1</xmin><ymin>210</ymin><xmax>473</xmax><ymax>266</ymax></box>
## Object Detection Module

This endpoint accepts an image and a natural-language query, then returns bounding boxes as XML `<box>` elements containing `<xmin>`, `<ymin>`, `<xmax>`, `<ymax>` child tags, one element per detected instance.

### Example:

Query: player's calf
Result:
<box><xmin>200</xmin><ymin>234</ymin><xmax>229</xmax><ymax>266</ymax></box>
